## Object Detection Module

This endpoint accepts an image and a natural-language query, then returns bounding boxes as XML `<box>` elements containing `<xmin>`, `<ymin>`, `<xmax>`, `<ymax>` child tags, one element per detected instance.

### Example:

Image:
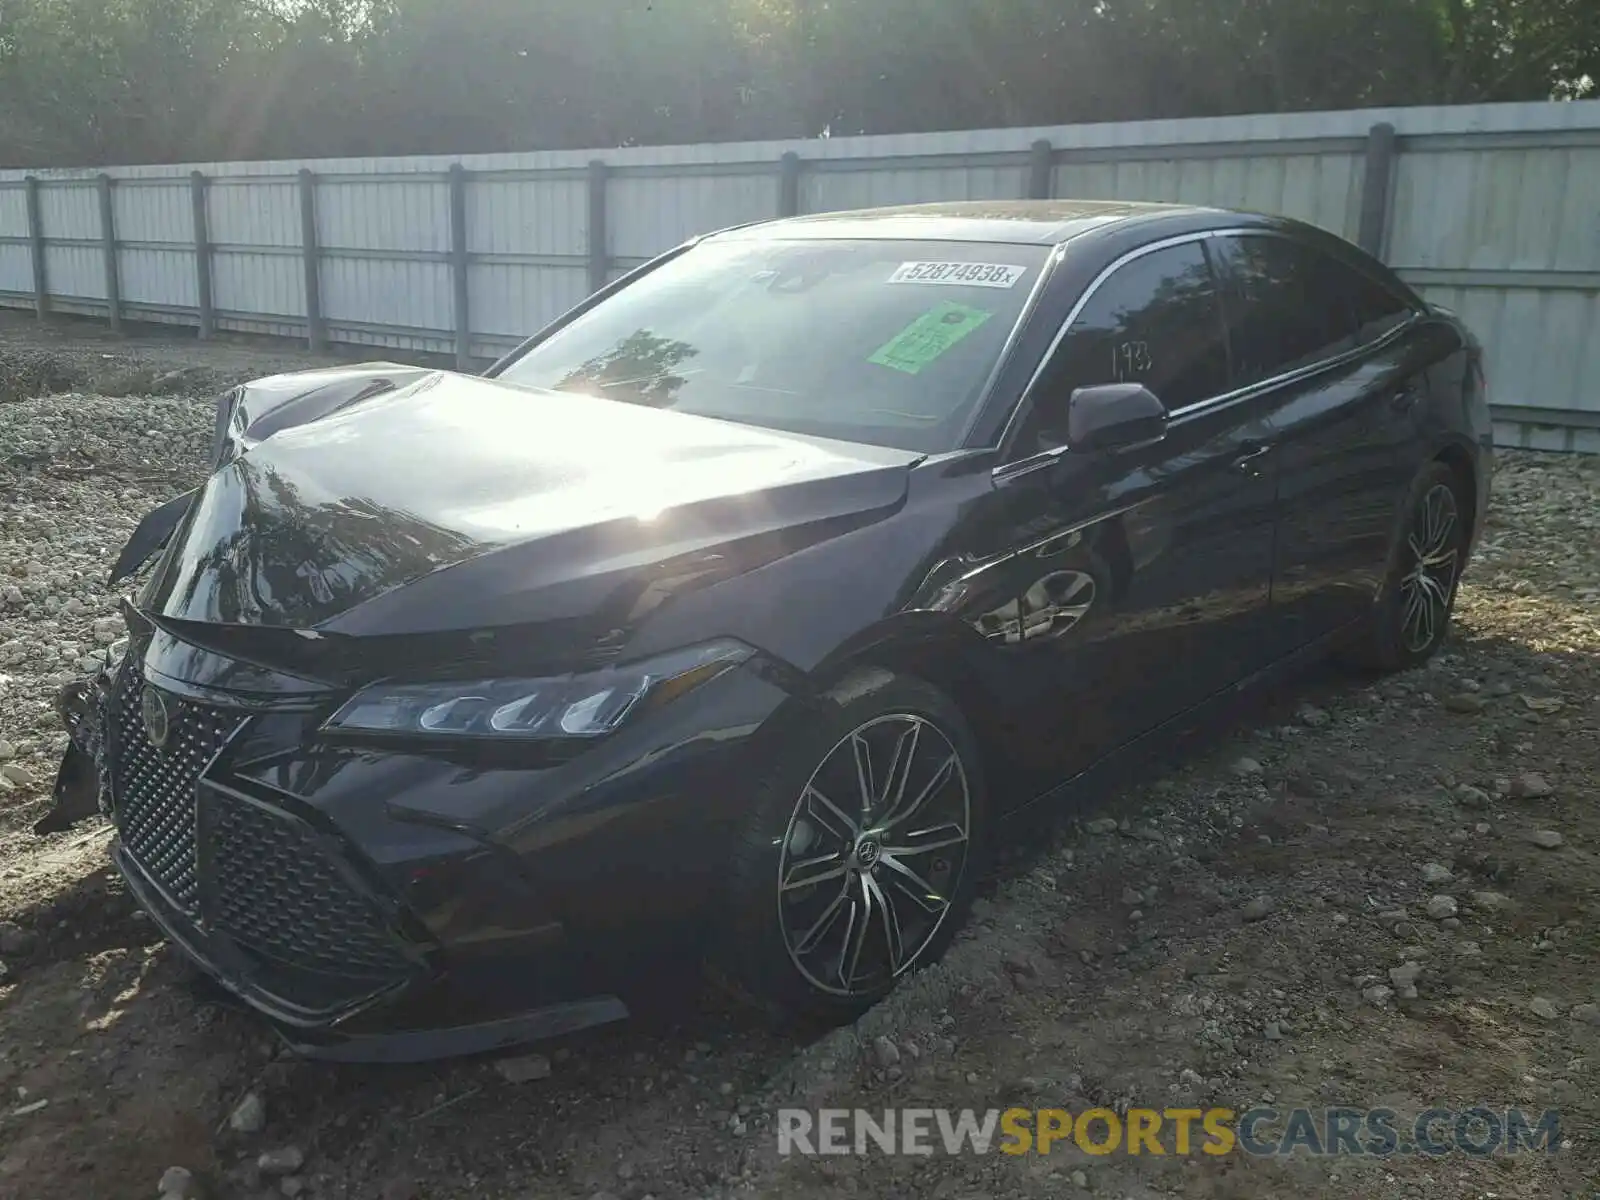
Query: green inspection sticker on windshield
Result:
<box><xmin>867</xmin><ymin>302</ymin><xmax>994</xmax><ymax>375</ymax></box>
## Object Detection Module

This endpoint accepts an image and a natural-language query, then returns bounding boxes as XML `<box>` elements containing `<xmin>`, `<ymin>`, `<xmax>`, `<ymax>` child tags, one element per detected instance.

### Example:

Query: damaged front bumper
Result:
<box><xmin>35</xmin><ymin>654</ymin><xmax>120</xmax><ymax>835</ymax></box>
<box><xmin>113</xmin><ymin>834</ymin><xmax>627</xmax><ymax>1063</ymax></box>
<box><xmin>40</xmin><ymin>643</ymin><xmax>631</xmax><ymax>1063</ymax></box>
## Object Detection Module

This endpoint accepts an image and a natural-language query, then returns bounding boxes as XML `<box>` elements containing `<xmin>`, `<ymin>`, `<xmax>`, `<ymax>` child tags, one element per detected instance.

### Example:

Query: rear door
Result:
<box><xmin>1208</xmin><ymin>233</ymin><xmax>1423</xmax><ymax>650</ymax></box>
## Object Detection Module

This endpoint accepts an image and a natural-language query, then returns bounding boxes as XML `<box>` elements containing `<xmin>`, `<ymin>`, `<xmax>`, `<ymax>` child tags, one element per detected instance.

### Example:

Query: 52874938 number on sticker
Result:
<box><xmin>888</xmin><ymin>261</ymin><xmax>1028</xmax><ymax>288</ymax></box>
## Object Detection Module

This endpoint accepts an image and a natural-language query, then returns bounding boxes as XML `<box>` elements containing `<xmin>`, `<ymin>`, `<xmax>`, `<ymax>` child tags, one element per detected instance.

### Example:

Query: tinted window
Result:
<box><xmin>1214</xmin><ymin>235</ymin><xmax>1365</xmax><ymax>386</ymax></box>
<box><xmin>496</xmin><ymin>238</ymin><xmax>1049</xmax><ymax>453</ymax></box>
<box><xmin>1215</xmin><ymin>234</ymin><xmax>1418</xmax><ymax>387</ymax></box>
<box><xmin>1344</xmin><ymin>266</ymin><xmax>1415</xmax><ymax>345</ymax></box>
<box><xmin>1017</xmin><ymin>242</ymin><xmax>1229</xmax><ymax>449</ymax></box>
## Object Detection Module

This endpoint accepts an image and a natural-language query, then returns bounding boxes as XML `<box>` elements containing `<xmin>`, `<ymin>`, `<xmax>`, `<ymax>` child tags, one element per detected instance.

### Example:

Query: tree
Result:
<box><xmin>0</xmin><ymin>0</ymin><xmax>1592</xmax><ymax>167</ymax></box>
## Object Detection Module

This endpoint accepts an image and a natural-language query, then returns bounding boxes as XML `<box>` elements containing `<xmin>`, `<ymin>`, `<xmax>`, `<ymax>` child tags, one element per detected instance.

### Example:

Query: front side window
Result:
<box><xmin>496</xmin><ymin>238</ymin><xmax>1051</xmax><ymax>453</ymax></box>
<box><xmin>1014</xmin><ymin>241</ymin><xmax>1230</xmax><ymax>451</ymax></box>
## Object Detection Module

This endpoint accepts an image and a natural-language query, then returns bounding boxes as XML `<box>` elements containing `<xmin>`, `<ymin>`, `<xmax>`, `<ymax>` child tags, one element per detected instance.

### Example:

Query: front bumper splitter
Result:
<box><xmin>274</xmin><ymin>996</ymin><xmax>632</xmax><ymax>1064</ymax></box>
<box><xmin>115</xmin><ymin>840</ymin><xmax>630</xmax><ymax>1063</ymax></box>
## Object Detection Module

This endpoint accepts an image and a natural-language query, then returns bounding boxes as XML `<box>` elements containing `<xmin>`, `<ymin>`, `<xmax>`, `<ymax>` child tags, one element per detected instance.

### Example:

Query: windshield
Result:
<box><xmin>496</xmin><ymin>238</ymin><xmax>1050</xmax><ymax>452</ymax></box>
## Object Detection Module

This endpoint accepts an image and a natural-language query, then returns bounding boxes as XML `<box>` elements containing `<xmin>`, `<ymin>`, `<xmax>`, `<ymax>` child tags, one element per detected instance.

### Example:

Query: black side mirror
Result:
<box><xmin>1066</xmin><ymin>383</ymin><xmax>1169</xmax><ymax>453</ymax></box>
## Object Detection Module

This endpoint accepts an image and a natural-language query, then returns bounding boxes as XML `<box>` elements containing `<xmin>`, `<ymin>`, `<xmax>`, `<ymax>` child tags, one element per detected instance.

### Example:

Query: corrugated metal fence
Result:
<box><xmin>2</xmin><ymin>101</ymin><xmax>1598</xmax><ymax>451</ymax></box>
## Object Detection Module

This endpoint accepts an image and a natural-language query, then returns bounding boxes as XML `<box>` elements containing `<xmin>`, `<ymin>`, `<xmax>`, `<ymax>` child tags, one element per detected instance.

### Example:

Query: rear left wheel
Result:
<box><xmin>1399</xmin><ymin>478</ymin><xmax>1463</xmax><ymax>655</ymax></box>
<box><xmin>1342</xmin><ymin>461</ymin><xmax>1467</xmax><ymax>672</ymax></box>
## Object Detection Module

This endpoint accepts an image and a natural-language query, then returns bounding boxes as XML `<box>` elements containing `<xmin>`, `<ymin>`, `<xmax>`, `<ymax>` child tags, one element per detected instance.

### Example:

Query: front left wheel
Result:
<box><xmin>712</xmin><ymin>671</ymin><xmax>988</xmax><ymax>1024</ymax></box>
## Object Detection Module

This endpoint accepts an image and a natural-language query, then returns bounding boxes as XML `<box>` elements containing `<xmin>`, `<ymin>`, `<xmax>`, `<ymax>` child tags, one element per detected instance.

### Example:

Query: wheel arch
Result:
<box><xmin>800</xmin><ymin>612</ymin><xmax>1015</xmax><ymax>794</ymax></box>
<box><xmin>1431</xmin><ymin>439</ymin><xmax>1480</xmax><ymax>546</ymax></box>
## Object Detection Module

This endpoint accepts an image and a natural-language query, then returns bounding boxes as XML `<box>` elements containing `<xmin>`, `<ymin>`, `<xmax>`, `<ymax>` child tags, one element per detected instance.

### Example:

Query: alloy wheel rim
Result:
<box><xmin>1021</xmin><ymin>570</ymin><xmax>1098</xmax><ymax>640</ymax></box>
<box><xmin>776</xmin><ymin>714</ymin><xmax>971</xmax><ymax>997</ymax></box>
<box><xmin>1399</xmin><ymin>483</ymin><xmax>1460</xmax><ymax>654</ymax></box>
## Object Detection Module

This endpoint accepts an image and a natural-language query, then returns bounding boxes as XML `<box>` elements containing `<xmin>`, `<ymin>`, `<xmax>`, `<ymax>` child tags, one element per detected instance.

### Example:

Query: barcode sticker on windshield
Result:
<box><xmin>888</xmin><ymin>261</ymin><xmax>1027</xmax><ymax>289</ymax></box>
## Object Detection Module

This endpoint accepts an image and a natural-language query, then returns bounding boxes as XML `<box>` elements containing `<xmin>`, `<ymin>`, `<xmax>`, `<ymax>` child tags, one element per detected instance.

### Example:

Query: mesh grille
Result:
<box><xmin>109</xmin><ymin>657</ymin><xmax>412</xmax><ymax>1006</ymax></box>
<box><xmin>111</xmin><ymin>662</ymin><xmax>240</xmax><ymax>913</ymax></box>
<box><xmin>202</xmin><ymin>794</ymin><xmax>409</xmax><ymax>979</ymax></box>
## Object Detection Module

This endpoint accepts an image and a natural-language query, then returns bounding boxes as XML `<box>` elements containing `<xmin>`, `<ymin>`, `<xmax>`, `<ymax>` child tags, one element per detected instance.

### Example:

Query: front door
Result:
<box><xmin>950</xmin><ymin>237</ymin><xmax>1281</xmax><ymax>805</ymax></box>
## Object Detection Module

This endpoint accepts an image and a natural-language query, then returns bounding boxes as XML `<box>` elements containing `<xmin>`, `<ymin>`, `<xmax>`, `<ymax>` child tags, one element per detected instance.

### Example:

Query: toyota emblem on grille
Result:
<box><xmin>141</xmin><ymin>685</ymin><xmax>173</xmax><ymax>749</ymax></box>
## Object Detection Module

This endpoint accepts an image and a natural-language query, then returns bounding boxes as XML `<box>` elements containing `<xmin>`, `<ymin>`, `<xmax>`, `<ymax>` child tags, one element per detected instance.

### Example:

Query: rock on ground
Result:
<box><xmin>494</xmin><ymin>1053</ymin><xmax>553</xmax><ymax>1083</ymax></box>
<box><xmin>257</xmin><ymin>1146</ymin><xmax>305</xmax><ymax>1176</ymax></box>
<box><xmin>157</xmin><ymin>1166</ymin><xmax>199</xmax><ymax>1199</ymax></box>
<box><xmin>228</xmin><ymin>1091</ymin><xmax>266</xmax><ymax>1134</ymax></box>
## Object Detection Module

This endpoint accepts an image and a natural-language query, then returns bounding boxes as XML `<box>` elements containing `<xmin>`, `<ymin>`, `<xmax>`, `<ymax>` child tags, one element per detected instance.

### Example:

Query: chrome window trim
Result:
<box><xmin>955</xmin><ymin>237</ymin><xmax>1076</xmax><ymax>448</ymax></box>
<box><xmin>1162</xmin><ymin>307</ymin><xmax>1419</xmax><ymax>421</ymax></box>
<box><xmin>990</xmin><ymin>225</ymin><xmax>1425</xmax><ymax>474</ymax></box>
<box><xmin>992</xmin><ymin>443</ymin><xmax>1069</xmax><ymax>483</ymax></box>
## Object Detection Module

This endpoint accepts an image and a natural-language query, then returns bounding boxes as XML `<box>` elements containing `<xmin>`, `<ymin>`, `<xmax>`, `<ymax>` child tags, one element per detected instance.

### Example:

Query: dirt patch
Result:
<box><xmin>0</xmin><ymin>312</ymin><xmax>351</xmax><ymax>406</ymax></box>
<box><xmin>1</xmin><ymin>324</ymin><xmax>1596</xmax><ymax>1200</ymax></box>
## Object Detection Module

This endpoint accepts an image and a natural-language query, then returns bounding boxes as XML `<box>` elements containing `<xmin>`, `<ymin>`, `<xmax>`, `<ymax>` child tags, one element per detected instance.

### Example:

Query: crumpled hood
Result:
<box><xmin>143</xmin><ymin>370</ymin><xmax>916</xmax><ymax>638</ymax></box>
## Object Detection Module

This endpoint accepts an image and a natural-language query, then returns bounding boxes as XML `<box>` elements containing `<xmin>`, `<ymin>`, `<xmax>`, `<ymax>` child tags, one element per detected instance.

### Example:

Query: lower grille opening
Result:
<box><xmin>200</xmin><ymin>788</ymin><xmax>414</xmax><ymax>1010</ymax></box>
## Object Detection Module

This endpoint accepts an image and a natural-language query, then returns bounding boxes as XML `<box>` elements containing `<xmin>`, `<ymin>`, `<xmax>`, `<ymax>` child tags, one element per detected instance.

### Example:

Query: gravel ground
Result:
<box><xmin>1</xmin><ymin>319</ymin><xmax>1597</xmax><ymax>1200</ymax></box>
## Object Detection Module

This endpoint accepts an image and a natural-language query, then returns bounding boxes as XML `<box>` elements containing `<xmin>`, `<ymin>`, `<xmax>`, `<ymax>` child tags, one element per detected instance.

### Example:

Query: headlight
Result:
<box><xmin>321</xmin><ymin>640</ymin><xmax>752</xmax><ymax>740</ymax></box>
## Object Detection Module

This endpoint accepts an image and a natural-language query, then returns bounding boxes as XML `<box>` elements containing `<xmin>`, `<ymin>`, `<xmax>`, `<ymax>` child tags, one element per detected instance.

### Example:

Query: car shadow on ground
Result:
<box><xmin>4</xmin><ymin>856</ymin><xmax>150</xmax><ymax>967</ymax></box>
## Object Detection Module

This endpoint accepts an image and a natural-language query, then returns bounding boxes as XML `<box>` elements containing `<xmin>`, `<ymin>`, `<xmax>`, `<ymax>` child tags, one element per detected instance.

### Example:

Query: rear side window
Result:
<box><xmin>1213</xmin><ymin>234</ymin><xmax>1416</xmax><ymax>387</ymax></box>
<box><xmin>1212</xmin><ymin>236</ymin><xmax>1356</xmax><ymax>385</ymax></box>
<box><xmin>1345</xmin><ymin>268</ymin><xmax>1416</xmax><ymax>344</ymax></box>
<box><xmin>1016</xmin><ymin>241</ymin><xmax>1229</xmax><ymax>449</ymax></box>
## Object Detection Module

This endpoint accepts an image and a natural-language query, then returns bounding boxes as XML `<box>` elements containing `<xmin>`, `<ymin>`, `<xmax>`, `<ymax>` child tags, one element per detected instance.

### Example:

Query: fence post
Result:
<box><xmin>1358</xmin><ymin>122</ymin><xmax>1398</xmax><ymax>261</ymax></box>
<box><xmin>190</xmin><ymin>170</ymin><xmax>214</xmax><ymax>339</ymax></box>
<box><xmin>97</xmin><ymin>173</ymin><xmax>122</xmax><ymax>334</ymax></box>
<box><xmin>24</xmin><ymin>176</ymin><xmax>48</xmax><ymax>321</ymax></box>
<box><xmin>587</xmin><ymin>159</ymin><xmax>609</xmax><ymax>295</ymax></box>
<box><xmin>298</xmin><ymin>167</ymin><xmax>326</xmax><ymax>352</ymax></box>
<box><xmin>449</xmin><ymin>164</ymin><xmax>471</xmax><ymax>371</ymax></box>
<box><xmin>778</xmin><ymin>151</ymin><xmax>802</xmax><ymax>217</ymax></box>
<box><xmin>1027</xmin><ymin>139</ymin><xmax>1055</xmax><ymax>200</ymax></box>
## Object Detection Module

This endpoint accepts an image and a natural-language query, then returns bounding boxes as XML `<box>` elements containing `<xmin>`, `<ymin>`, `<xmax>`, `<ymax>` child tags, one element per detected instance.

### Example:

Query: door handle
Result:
<box><xmin>1230</xmin><ymin>444</ymin><xmax>1272</xmax><ymax>477</ymax></box>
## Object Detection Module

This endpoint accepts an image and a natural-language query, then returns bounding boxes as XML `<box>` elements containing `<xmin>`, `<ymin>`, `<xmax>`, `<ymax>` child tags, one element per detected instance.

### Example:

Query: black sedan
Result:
<box><xmin>43</xmin><ymin>201</ymin><xmax>1492</xmax><ymax>1061</ymax></box>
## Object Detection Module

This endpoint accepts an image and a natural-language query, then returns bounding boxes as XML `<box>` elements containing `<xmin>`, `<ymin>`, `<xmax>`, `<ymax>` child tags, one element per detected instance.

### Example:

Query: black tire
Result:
<box><xmin>1341</xmin><ymin>461</ymin><xmax>1468</xmax><ymax>673</ymax></box>
<box><xmin>710</xmin><ymin>670</ymin><xmax>988</xmax><ymax>1024</ymax></box>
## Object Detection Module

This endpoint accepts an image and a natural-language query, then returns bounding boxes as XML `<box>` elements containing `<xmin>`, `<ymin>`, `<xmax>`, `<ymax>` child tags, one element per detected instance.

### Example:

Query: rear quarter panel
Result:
<box><xmin>1419</xmin><ymin>309</ymin><xmax>1494</xmax><ymax>554</ymax></box>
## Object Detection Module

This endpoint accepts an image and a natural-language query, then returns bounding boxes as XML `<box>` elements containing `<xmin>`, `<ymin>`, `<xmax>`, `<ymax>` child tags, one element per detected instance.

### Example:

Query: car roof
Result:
<box><xmin>709</xmin><ymin>200</ymin><xmax>1252</xmax><ymax>247</ymax></box>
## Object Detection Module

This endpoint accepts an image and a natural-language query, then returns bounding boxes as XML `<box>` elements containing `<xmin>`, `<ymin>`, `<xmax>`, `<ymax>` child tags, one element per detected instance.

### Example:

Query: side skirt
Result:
<box><xmin>1001</xmin><ymin>622</ymin><xmax>1359</xmax><ymax>826</ymax></box>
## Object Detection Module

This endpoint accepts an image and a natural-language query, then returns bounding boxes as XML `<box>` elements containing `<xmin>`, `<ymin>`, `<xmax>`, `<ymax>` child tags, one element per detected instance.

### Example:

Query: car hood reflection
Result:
<box><xmin>143</xmin><ymin>371</ymin><xmax>918</xmax><ymax>634</ymax></box>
